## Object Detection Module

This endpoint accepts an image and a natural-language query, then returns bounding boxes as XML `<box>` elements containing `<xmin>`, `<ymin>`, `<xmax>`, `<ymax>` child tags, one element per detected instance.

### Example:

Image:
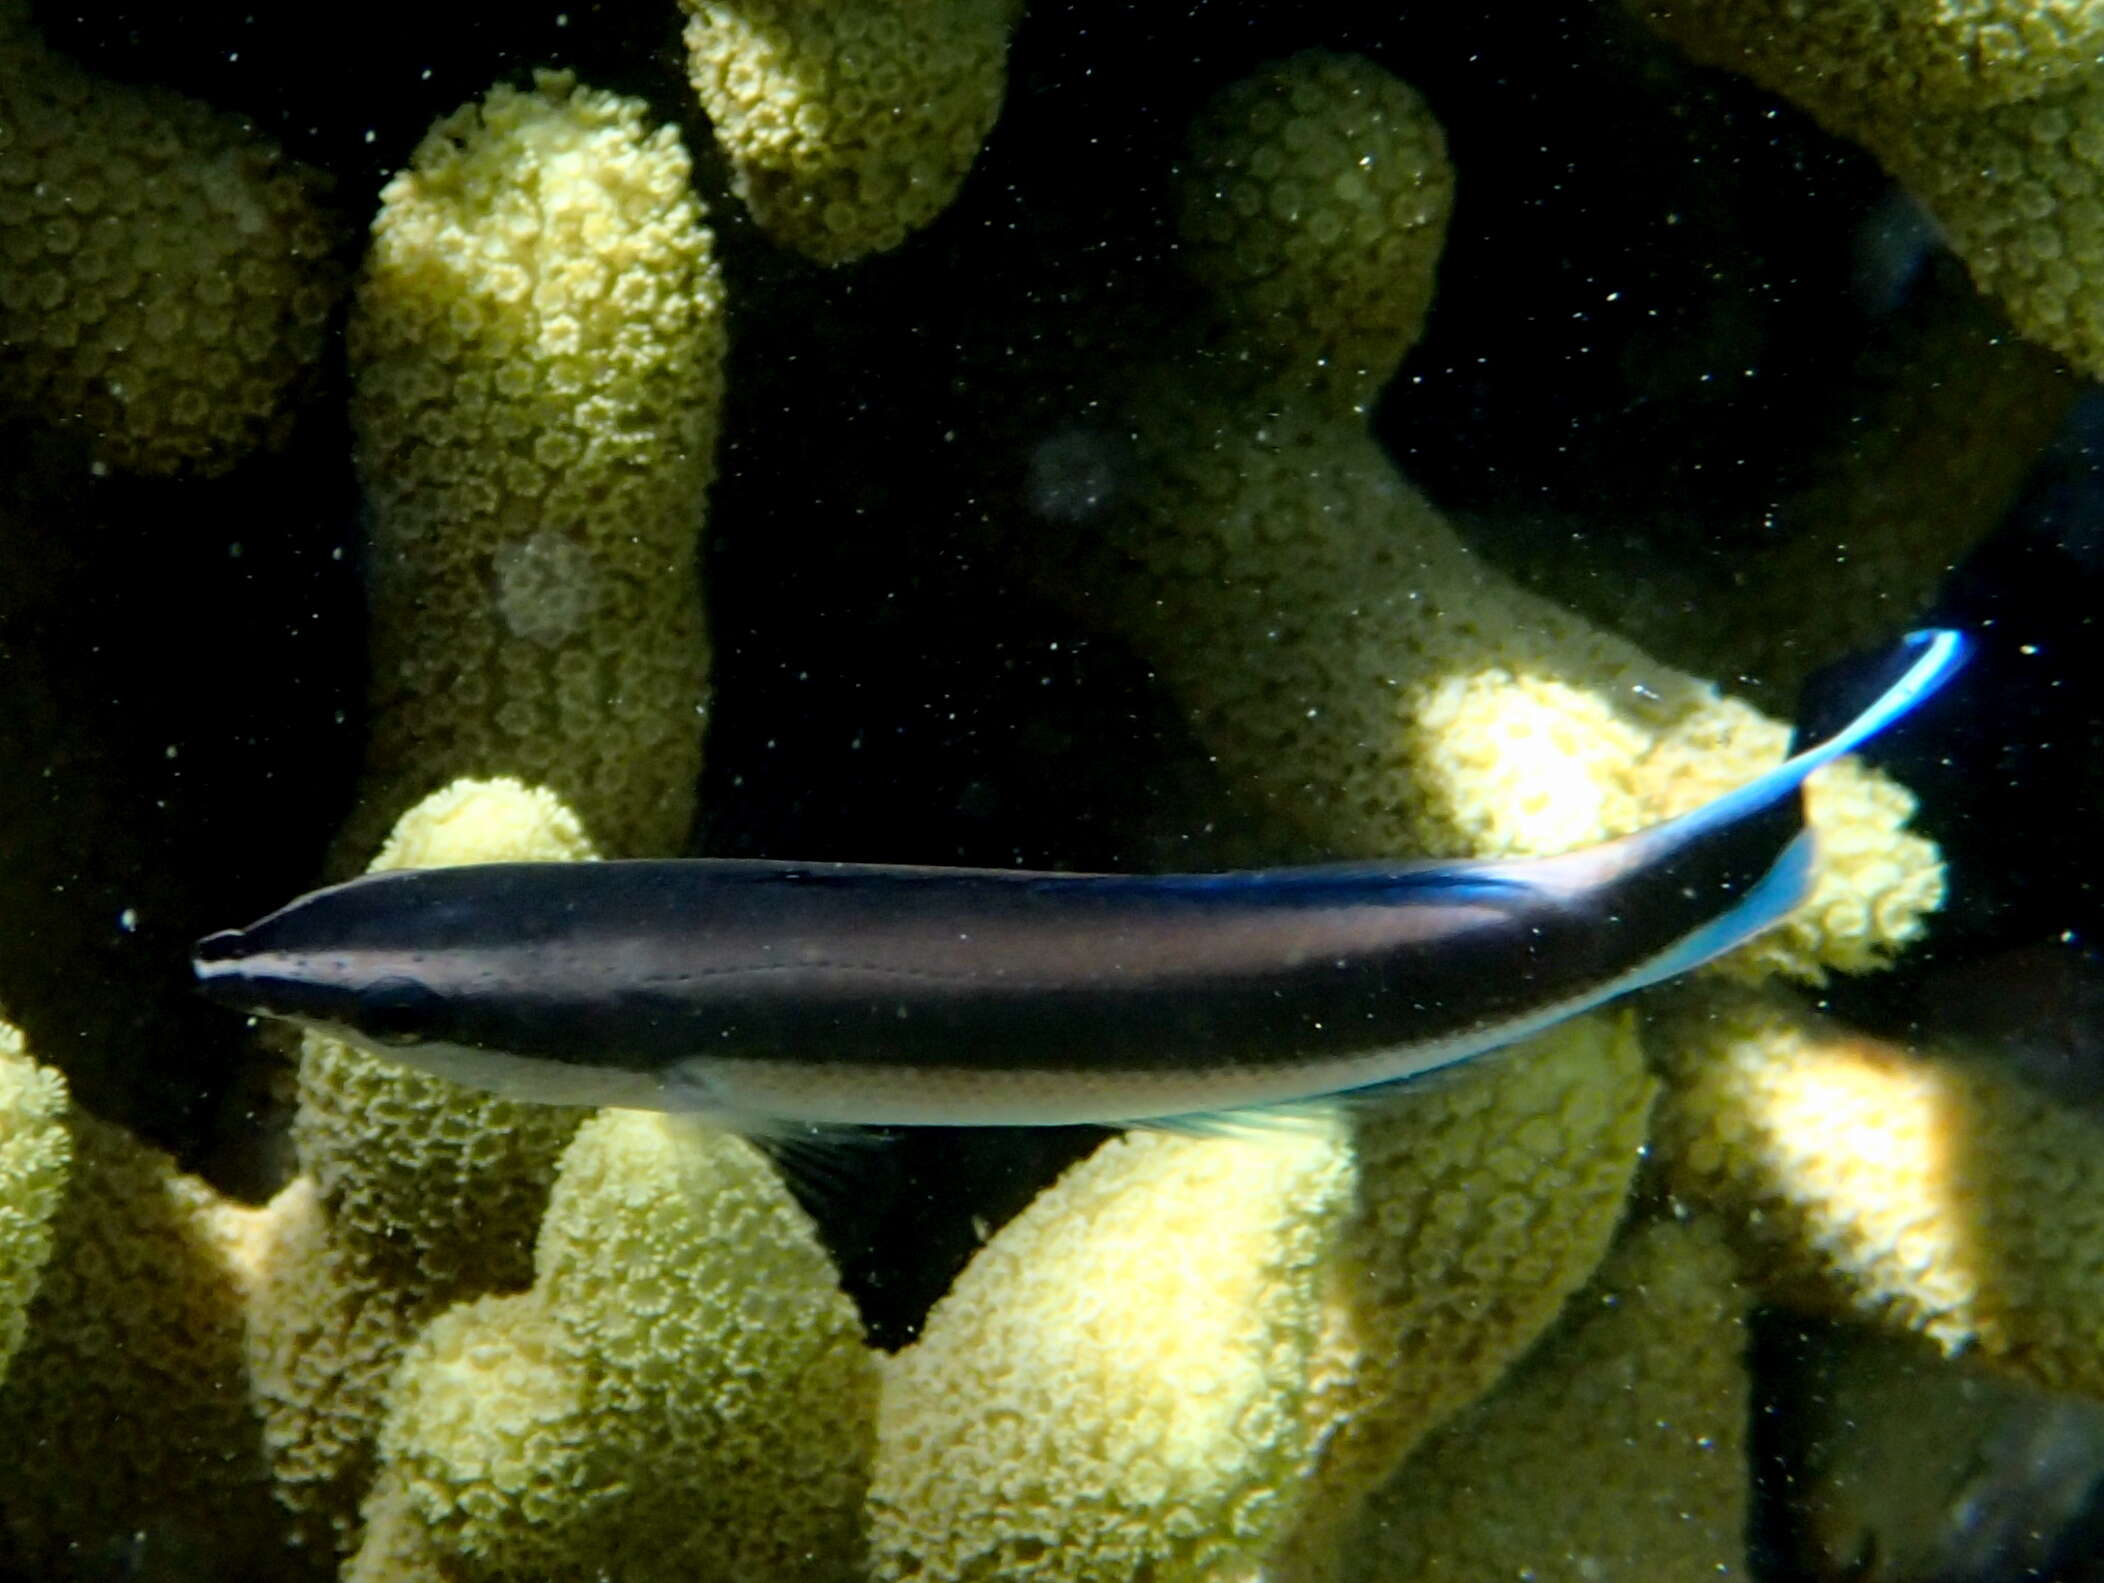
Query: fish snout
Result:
<box><xmin>192</xmin><ymin>931</ymin><xmax>269</xmax><ymax>1012</ymax></box>
<box><xmin>192</xmin><ymin>929</ymin><xmax>252</xmax><ymax>969</ymax></box>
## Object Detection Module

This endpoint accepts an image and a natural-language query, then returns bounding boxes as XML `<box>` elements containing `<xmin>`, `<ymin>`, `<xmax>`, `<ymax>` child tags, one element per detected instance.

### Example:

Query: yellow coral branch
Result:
<box><xmin>1651</xmin><ymin>981</ymin><xmax>2104</xmax><ymax>1397</ymax></box>
<box><xmin>345</xmin><ymin>72</ymin><xmax>726</xmax><ymax>866</ymax></box>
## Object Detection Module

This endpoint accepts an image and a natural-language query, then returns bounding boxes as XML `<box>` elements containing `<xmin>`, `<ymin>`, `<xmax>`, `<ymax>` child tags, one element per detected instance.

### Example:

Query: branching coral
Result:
<box><xmin>1031</xmin><ymin>50</ymin><xmax>1945</xmax><ymax>984</ymax></box>
<box><xmin>254</xmin><ymin>68</ymin><xmax>733</xmax><ymax>1554</ymax></box>
<box><xmin>1174</xmin><ymin>51</ymin><xmax>1454</xmax><ymax>413</ymax></box>
<box><xmin>293</xmin><ymin>777</ymin><xmax>598</xmax><ymax>1301</ymax></box>
<box><xmin>680</xmin><ymin>0</ymin><xmax>1019</xmax><ymax>264</ymax></box>
<box><xmin>0</xmin><ymin>0</ymin><xmax>343</xmax><ymax>474</ymax></box>
<box><xmin>0</xmin><ymin>11</ymin><xmax>2022</xmax><ymax>1580</ymax></box>
<box><xmin>871</xmin><ymin>1115</ymin><xmax>1359</xmax><ymax>1582</ymax></box>
<box><xmin>1866</xmin><ymin>81</ymin><xmax>2104</xmax><ymax>380</ymax></box>
<box><xmin>1649</xmin><ymin>981</ymin><xmax>2104</xmax><ymax>1397</ymax></box>
<box><xmin>349</xmin><ymin>1109</ymin><xmax>874</xmax><ymax>1583</ymax></box>
<box><xmin>0</xmin><ymin>785</ymin><xmax>875</xmax><ymax>1582</ymax></box>
<box><xmin>1341</xmin><ymin>1213</ymin><xmax>1750</xmax><ymax>1582</ymax></box>
<box><xmin>870</xmin><ymin>1009</ymin><xmax>1656</xmax><ymax>1582</ymax></box>
<box><xmin>1285</xmin><ymin>1009</ymin><xmax>1659</xmax><ymax>1575</ymax></box>
<box><xmin>1639</xmin><ymin>0</ymin><xmax>2104</xmax><ymax>380</ymax></box>
<box><xmin>0</xmin><ymin>1016</ymin><xmax>69</xmax><ymax>1385</ymax></box>
<box><xmin>0</xmin><ymin>1084</ymin><xmax>288</xmax><ymax>1579</ymax></box>
<box><xmin>1636</xmin><ymin>0</ymin><xmax>2104</xmax><ymax>116</ymax></box>
<box><xmin>345</xmin><ymin>71</ymin><xmax>726</xmax><ymax>868</ymax></box>
<box><xmin>247</xmin><ymin>778</ymin><xmax>598</xmax><ymax>1554</ymax></box>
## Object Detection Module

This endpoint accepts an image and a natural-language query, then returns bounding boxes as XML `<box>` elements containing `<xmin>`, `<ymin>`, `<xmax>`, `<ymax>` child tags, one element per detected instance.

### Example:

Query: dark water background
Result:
<box><xmin>6</xmin><ymin>4</ymin><xmax>2103</xmax><ymax>1575</ymax></box>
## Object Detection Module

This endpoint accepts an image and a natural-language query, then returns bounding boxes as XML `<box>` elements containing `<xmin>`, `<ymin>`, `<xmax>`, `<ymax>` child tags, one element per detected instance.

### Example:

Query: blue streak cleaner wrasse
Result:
<box><xmin>193</xmin><ymin>630</ymin><xmax>1967</xmax><ymax>1129</ymax></box>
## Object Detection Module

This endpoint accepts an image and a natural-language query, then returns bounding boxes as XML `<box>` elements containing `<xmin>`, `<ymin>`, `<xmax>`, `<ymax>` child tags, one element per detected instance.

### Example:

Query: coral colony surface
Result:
<box><xmin>0</xmin><ymin>2</ymin><xmax>2096</xmax><ymax>1581</ymax></box>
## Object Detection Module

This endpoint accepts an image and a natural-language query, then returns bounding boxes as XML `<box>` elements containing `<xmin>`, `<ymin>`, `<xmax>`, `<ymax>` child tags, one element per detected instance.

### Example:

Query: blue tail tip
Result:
<box><xmin>1791</xmin><ymin>627</ymin><xmax>1969</xmax><ymax>759</ymax></box>
<box><xmin>1904</xmin><ymin>627</ymin><xmax>1969</xmax><ymax>669</ymax></box>
<box><xmin>1899</xmin><ymin>627</ymin><xmax>1971</xmax><ymax>705</ymax></box>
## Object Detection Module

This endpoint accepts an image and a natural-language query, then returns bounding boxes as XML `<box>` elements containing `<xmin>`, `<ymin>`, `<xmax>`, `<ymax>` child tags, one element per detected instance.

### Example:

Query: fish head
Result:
<box><xmin>192</xmin><ymin>867</ymin><xmax>675</xmax><ymax>1110</ymax></box>
<box><xmin>193</xmin><ymin>920</ymin><xmax>455</xmax><ymax>1057</ymax></box>
<box><xmin>189</xmin><ymin>868</ymin><xmax>491</xmax><ymax>1057</ymax></box>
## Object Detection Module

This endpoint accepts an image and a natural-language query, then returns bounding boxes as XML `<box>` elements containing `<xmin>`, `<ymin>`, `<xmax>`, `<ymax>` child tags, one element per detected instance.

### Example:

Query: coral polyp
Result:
<box><xmin>0</xmin><ymin>0</ymin><xmax>343</xmax><ymax>473</ymax></box>
<box><xmin>0</xmin><ymin>5</ymin><xmax>2083</xmax><ymax>1580</ymax></box>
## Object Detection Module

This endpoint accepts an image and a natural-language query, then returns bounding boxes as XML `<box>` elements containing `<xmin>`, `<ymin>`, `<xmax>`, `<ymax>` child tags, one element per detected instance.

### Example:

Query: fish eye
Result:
<box><xmin>356</xmin><ymin>976</ymin><xmax>443</xmax><ymax>1048</ymax></box>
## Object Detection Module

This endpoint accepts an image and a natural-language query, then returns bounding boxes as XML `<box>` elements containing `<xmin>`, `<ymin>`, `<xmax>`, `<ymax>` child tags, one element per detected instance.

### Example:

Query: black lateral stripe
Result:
<box><xmin>344</xmin><ymin>785</ymin><xmax>1797</xmax><ymax>1074</ymax></box>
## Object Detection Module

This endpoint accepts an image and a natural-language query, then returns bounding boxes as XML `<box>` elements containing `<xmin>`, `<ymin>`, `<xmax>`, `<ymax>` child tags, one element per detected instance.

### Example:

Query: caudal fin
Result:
<box><xmin>1661</xmin><ymin>628</ymin><xmax>1969</xmax><ymax>853</ymax></box>
<box><xmin>1603</xmin><ymin>627</ymin><xmax>1969</xmax><ymax>990</ymax></box>
<box><xmin>1788</xmin><ymin>627</ymin><xmax>1971</xmax><ymax>760</ymax></box>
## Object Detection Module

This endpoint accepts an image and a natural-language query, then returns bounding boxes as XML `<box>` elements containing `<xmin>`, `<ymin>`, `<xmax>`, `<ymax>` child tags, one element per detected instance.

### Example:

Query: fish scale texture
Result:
<box><xmin>0</xmin><ymin>0</ymin><xmax>341</xmax><ymax>473</ymax></box>
<box><xmin>681</xmin><ymin>0</ymin><xmax>1017</xmax><ymax>263</ymax></box>
<box><xmin>345</xmin><ymin>71</ymin><xmax>725</xmax><ymax>868</ymax></box>
<box><xmin>870</xmin><ymin>1010</ymin><xmax>1657</xmax><ymax>1581</ymax></box>
<box><xmin>1641</xmin><ymin>0</ymin><xmax>2104</xmax><ymax>379</ymax></box>
<box><xmin>1029</xmin><ymin>49</ymin><xmax>1945</xmax><ymax>984</ymax></box>
<box><xmin>348</xmin><ymin>1110</ymin><xmax>875</xmax><ymax>1582</ymax></box>
<box><xmin>1342</xmin><ymin>1213</ymin><xmax>1750</xmax><ymax>1582</ymax></box>
<box><xmin>1651</xmin><ymin>983</ymin><xmax>2104</xmax><ymax>1398</ymax></box>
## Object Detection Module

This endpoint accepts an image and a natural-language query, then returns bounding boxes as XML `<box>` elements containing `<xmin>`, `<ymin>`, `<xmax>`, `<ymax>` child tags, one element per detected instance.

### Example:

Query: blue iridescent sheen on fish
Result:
<box><xmin>193</xmin><ymin>630</ymin><xmax>1968</xmax><ymax>1130</ymax></box>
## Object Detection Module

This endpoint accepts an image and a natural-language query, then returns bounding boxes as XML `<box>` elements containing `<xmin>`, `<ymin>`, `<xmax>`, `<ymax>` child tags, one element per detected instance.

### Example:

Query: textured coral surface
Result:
<box><xmin>346</xmin><ymin>72</ymin><xmax>726</xmax><ymax>867</ymax></box>
<box><xmin>1286</xmin><ymin>1010</ymin><xmax>1659</xmax><ymax>1573</ymax></box>
<box><xmin>0</xmin><ymin>2</ymin><xmax>2082</xmax><ymax>1579</ymax></box>
<box><xmin>871</xmin><ymin>1119</ymin><xmax>1360</xmax><ymax>1581</ymax></box>
<box><xmin>1344</xmin><ymin>1213</ymin><xmax>1750</xmax><ymax>1581</ymax></box>
<box><xmin>0</xmin><ymin>1103</ymin><xmax>286</xmax><ymax>1577</ymax></box>
<box><xmin>247</xmin><ymin>779</ymin><xmax>600</xmax><ymax>1553</ymax></box>
<box><xmin>1653</xmin><ymin>982</ymin><xmax>2104</xmax><ymax>1397</ymax></box>
<box><xmin>0</xmin><ymin>0</ymin><xmax>342</xmax><ymax>472</ymax></box>
<box><xmin>1023</xmin><ymin>51</ymin><xmax>1947</xmax><ymax>986</ymax></box>
<box><xmin>1174</xmin><ymin>52</ymin><xmax>1454</xmax><ymax>410</ymax></box>
<box><xmin>354</xmin><ymin>1110</ymin><xmax>874</xmax><ymax>1582</ymax></box>
<box><xmin>869</xmin><ymin>1011</ymin><xmax>1657</xmax><ymax>1581</ymax></box>
<box><xmin>681</xmin><ymin>0</ymin><xmax>1017</xmax><ymax>264</ymax></box>
<box><xmin>1640</xmin><ymin>0</ymin><xmax>2104</xmax><ymax>115</ymax></box>
<box><xmin>0</xmin><ymin>1019</ymin><xmax>69</xmax><ymax>1383</ymax></box>
<box><xmin>1641</xmin><ymin>0</ymin><xmax>2104</xmax><ymax>379</ymax></box>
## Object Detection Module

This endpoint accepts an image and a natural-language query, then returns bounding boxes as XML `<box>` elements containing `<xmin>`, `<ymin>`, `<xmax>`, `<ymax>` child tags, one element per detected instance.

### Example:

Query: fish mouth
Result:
<box><xmin>191</xmin><ymin>930</ymin><xmax>269</xmax><ymax>1013</ymax></box>
<box><xmin>192</xmin><ymin>929</ymin><xmax>252</xmax><ymax>969</ymax></box>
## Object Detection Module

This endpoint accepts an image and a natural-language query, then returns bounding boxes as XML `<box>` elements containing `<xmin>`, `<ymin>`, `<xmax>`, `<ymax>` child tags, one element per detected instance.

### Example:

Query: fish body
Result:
<box><xmin>194</xmin><ymin>629</ymin><xmax>1967</xmax><ymax>1129</ymax></box>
